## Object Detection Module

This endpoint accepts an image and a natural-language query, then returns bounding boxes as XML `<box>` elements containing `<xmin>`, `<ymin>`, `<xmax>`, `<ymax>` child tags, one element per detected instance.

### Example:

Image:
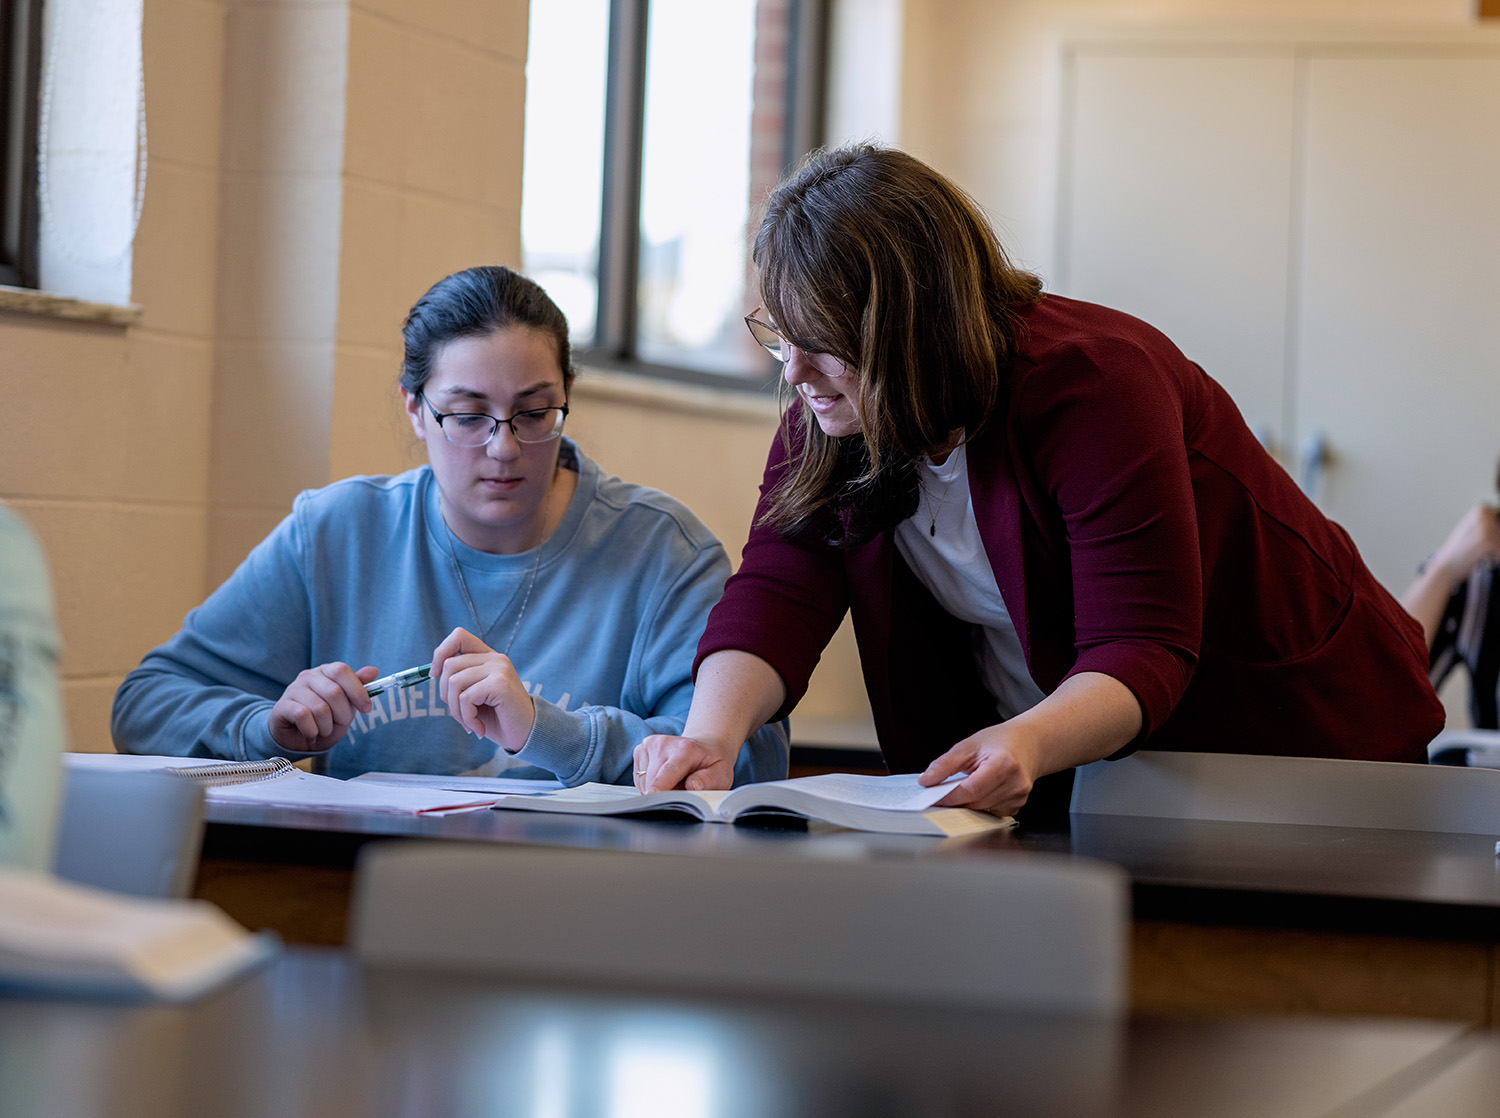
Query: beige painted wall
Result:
<box><xmin>896</xmin><ymin>0</ymin><xmax>1478</xmax><ymax>273</ymax></box>
<box><xmin>0</xmin><ymin>0</ymin><xmax>871</xmax><ymax>756</ymax></box>
<box><xmin>0</xmin><ymin>0</ymin><xmax>535</xmax><ymax>753</ymax></box>
<box><xmin>1</xmin><ymin>0</ymin><xmax>226</xmax><ymax>753</ymax></box>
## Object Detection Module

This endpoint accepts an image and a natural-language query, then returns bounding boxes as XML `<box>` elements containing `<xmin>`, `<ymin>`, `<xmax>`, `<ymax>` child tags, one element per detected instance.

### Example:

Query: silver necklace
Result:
<box><xmin>927</xmin><ymin>470</ymin><xmax>957</xmax><ymax>537</ymax></box>
<box><xmin>442</xmin><ymin>523</ymin><xmax>542</xmax><ymax>654</ymax></box>
<box><xmin>926</xmin><ymin>439</ymin><xmax>965</xmax><ymax>537</ymax></box>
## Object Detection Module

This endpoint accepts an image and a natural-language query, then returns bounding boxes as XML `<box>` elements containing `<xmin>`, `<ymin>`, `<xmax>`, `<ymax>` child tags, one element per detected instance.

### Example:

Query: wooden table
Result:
<box><xmin>0</xmin><ymin>948</ymin><xmax>1483</xmax><ymax>1118</ymax></box>
<box><xmin>194</xmin><ymin>801</ymin><xmax>1500</xmax><ymax>1023</ymax></box>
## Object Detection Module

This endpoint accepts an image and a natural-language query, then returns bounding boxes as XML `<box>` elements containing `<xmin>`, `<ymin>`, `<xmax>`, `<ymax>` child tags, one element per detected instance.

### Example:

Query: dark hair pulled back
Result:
<box><xmin>401</xmin><ymin>266</ymin><xmax>575</xmax><ymax>395</ymax></box>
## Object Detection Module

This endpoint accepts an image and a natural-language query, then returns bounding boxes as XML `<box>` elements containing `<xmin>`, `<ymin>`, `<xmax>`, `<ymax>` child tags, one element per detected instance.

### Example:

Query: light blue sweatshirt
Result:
<box><xmin>111</xmin><ymin>442</ymin><xmax>788</xmax><ymax>784</ymax></box>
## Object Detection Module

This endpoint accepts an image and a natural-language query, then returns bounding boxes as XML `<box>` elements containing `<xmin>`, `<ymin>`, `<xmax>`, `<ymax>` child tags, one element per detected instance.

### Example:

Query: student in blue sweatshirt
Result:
<box><xmin>111</xmin><ymin>266</ymin><xmax>788</xmax><ymax>785</ymax></box>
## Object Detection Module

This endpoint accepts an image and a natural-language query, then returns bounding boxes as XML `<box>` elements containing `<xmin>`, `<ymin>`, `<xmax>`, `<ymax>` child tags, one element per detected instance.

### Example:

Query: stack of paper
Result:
<box><xmin>62</xmin><ymin>753</ymin><xmax>500</xmax><ymax>815</ymax></box>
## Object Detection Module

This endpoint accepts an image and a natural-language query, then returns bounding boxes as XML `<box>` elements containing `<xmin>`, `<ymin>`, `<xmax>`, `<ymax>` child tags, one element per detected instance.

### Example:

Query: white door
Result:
<box><xmin>1292</xmin><ymin>53</ymin><xmax>1500</xmax><ymax>592</ymax></box>
<box><xmin>1057</xmin><ymin>47</ymin><xmax>1298</xmax><ymax>453</ymax></box>
<box><xmin>1057</xmin><ymin>32</ymin><xmax>1500</xmax><ymax>726</ymax></box>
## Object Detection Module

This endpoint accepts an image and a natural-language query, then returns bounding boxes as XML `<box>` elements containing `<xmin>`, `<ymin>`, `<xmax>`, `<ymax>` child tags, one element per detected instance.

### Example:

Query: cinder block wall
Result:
<box><xmin>0</xmin><ymin>0</ymin><xmax>873</xmax><ymax>754</ymax></box>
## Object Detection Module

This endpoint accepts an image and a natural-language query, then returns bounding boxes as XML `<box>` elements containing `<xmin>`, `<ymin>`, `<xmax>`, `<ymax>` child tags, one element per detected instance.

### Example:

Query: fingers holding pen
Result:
<box><xmin>270</xmin><ymin>662</ymin><xmax>379</xmax><ymax>752</ymax></box>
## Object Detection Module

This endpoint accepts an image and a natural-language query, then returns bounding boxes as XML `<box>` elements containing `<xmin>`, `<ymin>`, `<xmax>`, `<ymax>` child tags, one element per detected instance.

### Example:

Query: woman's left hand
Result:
<box><xmin>918</xmin><ymin>672</ymin><xmax>1144</xmax><ymax>815</ymax></box>
<box><xmin>919</xmin><ymin>722</ymin><xmax>1043</xmax><ymax>816</ymax></box>
<box><xmin>431</xmin><ymin>626</ymin><xmax>536</xmax><ymax>752</ymax></box>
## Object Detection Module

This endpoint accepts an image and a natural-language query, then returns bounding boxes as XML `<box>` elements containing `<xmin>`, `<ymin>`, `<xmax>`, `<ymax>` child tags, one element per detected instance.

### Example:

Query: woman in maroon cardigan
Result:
<box><xmin>633</xmin><ymin>144</ymin><xmax>1443</xmax><ymax>816</ymax></box>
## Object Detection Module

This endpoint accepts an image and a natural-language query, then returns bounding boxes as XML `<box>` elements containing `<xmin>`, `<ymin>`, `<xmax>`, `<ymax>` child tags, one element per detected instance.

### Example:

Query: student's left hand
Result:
<box><xmin>431</xmin><ymin>627</ymin><xmax>536</xmax><ymax>753</ymax></box>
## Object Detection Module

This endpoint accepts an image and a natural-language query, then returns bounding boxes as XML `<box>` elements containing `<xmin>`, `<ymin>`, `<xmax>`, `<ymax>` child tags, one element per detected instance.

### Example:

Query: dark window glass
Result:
<box><xmin>0</xmin><ymin>0</ymin><xmax>42</xmax><ymax>289</ymax></box>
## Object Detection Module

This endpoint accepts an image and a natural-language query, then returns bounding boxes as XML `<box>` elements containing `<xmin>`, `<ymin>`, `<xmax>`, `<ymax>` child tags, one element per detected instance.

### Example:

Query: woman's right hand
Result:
<box><xmin>269</xmin><ymin>663</ymin><xmax>380</xmax><ymax>752</ymax></box>
<box><xmin>633</xmin><ymin>735</ymin><xmax>739</xmax><ymax>793</ymax></box>
<box><xmin>634</xmin><ymin>650</ymin><xmax>787</xmax><ymax>793</ymax></box>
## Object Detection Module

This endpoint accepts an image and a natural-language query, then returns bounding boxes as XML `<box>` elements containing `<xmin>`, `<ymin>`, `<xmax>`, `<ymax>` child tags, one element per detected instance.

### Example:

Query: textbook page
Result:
<box><xmin>741</xmin><ymin>772</ymin><xmax>957</xmax><ymax>811</ymax></box>
<box><xmin>354</xmin><ymin>772</ymin><xmax>564</xmax><ymax>796</ymax></box>
<box><xmin>490</xmin><ymin>773</ymin><xmax>1011</xmax><ymax>835</ymax></box>
<box><xmin>62</xmin><ymin>753</ymin><xmax>497</xmax><ymax>815</ymax></box>
<box><xmin>208</xmin><ymin>769</ymin><xmax>498</xmax><ymax>814</ymax></box>
<box><xmin>515</xmin><ymin>782</ymin><xmax>731</xmax><ymax>815</ymax></box>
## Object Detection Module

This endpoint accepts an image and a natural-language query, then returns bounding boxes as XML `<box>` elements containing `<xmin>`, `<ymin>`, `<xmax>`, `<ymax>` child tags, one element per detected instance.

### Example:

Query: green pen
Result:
<box><xmin>365</xmin><ymin>662</ymin><xmax>432</xmax><ymax>698</ymax></box>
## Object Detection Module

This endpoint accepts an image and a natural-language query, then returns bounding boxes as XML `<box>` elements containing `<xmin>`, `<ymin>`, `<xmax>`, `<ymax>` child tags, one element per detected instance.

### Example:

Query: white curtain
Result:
<box><xmin>37</xmin><ymin>0</ymin><xmax>147</xmax><ymax>305</ymax></box>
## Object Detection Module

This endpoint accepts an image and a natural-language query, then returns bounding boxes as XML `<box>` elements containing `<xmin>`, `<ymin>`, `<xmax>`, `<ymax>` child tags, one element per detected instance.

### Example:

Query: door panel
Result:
<box><xmin>1293</xmin><ymin>55</ymin><xmax>1500</xmax><ymax>591</ymax></box>
<box><xmin>1058</xmin><ymin>49</ymin><xmax>1298</xmax><ymax>447</ymax></box>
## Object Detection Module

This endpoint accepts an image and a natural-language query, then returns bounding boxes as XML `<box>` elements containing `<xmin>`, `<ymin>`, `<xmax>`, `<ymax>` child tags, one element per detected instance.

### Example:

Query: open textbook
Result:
<box><xmin>62</xmin><ymin>753</ymin><xmax>498</xmax><ymax>815</ymax></box>
<box><xmin>354</xmin><ymin>771</ymin><xmax>564</xmax><ymax>796</ymax></box>
<box><xmin>0</xmin><ymin>867</ymin><xmax>278</xmax><ymax>1001</ymax></box>
<box><xmin>491</xmin><ymin>772</ymin><xmax>1015</xmax><ymax>836</ymax></box>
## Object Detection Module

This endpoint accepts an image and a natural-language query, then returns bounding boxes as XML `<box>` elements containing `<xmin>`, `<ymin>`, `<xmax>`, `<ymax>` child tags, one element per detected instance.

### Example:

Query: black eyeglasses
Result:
<box><xmin>418</xmin><ymin>394</ymin><xmax>569</xmax><ymax>446</ymax></box>
<box><xmin>744</xmin><ymin>306</ymin><xmax>850</xmax><ymax>377</ymax></box>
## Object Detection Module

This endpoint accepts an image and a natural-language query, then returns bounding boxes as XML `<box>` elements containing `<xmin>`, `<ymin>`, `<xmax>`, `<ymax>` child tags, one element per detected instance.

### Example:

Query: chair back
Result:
<box><xmin>1071</xmin><ymin>749</ymin><xmax>1500</xmax><ymax>834</ymax></box>
<box><xmin>1428</xmin><ymin>728</ymin><xmax>1500</xmax><ymax>768</ymax></box>
<box><xmin>352</xmin><ymin>843</ymin><xmax>1127</xmax><ymax>1013</ymax></box>
<box><xmin>52</xmin><ymin>766</ymin><xmax>205</xmax><ymax>898</ymax></box>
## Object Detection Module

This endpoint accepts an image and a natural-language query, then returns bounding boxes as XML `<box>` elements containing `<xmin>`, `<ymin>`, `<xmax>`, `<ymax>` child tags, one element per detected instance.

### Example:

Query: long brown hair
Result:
<box><xmin>755</xmin><ymin>144</ymin><xmax>1042</xmax><ymax>540</ymax></box>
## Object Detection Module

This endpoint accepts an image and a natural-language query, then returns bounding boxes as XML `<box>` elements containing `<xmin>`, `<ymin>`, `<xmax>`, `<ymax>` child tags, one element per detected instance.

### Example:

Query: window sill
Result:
<box><xmin>573</xmin><ymin>362</ymin><xmax>782</xmax><ymax>422</ymax></box>
<box><xmin>0</xmin><ymin>285</ymin><xmax>142</xmax><ymax>327</ymax></box>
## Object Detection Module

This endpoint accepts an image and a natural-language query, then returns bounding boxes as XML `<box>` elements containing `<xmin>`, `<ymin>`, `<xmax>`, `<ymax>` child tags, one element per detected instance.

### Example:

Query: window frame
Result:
<box><xmin>0</xmin><ymin>0</ymin><xmax>42</xmax><ymax>290</ymax></box>
<box><xmin>577</xmin><ymin>0</ymin><xmax>827</xmax><ymax>393</ymax></box>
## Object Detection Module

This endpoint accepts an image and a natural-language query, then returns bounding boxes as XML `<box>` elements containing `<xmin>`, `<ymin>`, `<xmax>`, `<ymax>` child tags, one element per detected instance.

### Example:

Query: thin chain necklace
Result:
<box><xmin>440</xmin><ymin>506</ymin><xmax>545</xmax><ymax>654</ymax></box>
<box><xmin>927</xmin><ymin>469</ymin><xmax>957</xmax><ymax>537</ymax></box>
<box><xmin>926</xmin><ymin>443</ymin><xmax>965</xmax><ymax>537</ymax></box>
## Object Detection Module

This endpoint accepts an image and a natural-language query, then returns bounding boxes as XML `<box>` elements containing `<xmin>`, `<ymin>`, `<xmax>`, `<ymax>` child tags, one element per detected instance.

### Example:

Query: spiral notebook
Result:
<box><xmin>164</xmin><ymin>757</ymin><xmax>297</xmax><ymax>787</ymax></box>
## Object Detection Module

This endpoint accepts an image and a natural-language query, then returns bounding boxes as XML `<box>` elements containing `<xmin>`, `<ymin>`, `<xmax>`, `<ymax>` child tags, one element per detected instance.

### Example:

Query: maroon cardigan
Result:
<box><xmin>697</xmin><ymin>295</ymin><xmax>1442</xmax><ymax>772</ymax></box>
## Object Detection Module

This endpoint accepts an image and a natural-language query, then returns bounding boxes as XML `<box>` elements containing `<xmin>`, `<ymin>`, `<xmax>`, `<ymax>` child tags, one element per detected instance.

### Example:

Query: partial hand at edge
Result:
<box><xmin>1431</xmin><ymin>504</ymin><xmax>1500</xmax><ymax>586</ymax></box>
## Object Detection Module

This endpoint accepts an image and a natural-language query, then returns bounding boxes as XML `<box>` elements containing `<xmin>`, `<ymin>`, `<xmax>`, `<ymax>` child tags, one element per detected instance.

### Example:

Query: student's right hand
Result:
<box><xmin>269</xmin><ymin>663</ymin><xmax>380</xmax><ymax>752</ymax></box>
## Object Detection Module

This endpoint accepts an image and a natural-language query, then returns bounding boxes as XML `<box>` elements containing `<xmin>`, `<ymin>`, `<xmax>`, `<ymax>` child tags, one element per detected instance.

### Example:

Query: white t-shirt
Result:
<box><xmin>892</xmin><ymin>444</ymin><xmax>1047</xmax><ymax>721</ymax></box>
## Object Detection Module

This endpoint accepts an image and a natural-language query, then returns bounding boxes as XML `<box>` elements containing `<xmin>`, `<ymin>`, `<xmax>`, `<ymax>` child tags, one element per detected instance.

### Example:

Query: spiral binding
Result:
<box><xmin>167</xmin><ymin>757</ymin><xmax>295</xmax><ymax>788</ymax></box>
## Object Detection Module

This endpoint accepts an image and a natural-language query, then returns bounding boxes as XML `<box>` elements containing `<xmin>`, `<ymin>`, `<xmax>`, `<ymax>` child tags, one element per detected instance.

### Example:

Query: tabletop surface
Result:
<box><xmin>203</xmin><ymin>799</ymin><xmax>1500</xmax><ymax>934</ymax></box>
<box><xmin>0</xmin><ymin>948</ymin><xmax>1484</xmax><ymax>1118</ymax></box>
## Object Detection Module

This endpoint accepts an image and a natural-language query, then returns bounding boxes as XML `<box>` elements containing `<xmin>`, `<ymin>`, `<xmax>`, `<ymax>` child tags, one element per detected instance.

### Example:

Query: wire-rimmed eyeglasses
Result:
<box><xmin>744</xmin><ymin>306</ymin><xmax>851</xmax><ymax>377</ymax></box>
<box><xmin>418</xmin><ymin>393</ymin><xmax>569</xmax><ymax>447</ymax></box>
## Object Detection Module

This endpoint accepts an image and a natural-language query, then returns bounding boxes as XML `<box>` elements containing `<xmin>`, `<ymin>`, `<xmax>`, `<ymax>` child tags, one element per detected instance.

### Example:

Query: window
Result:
<box><xmin>0</xmin><ymin>0</ymin><xmax>42</xmax><ymax>289</ymax></box>
<box><xmin>522</xmin><ymin>0</ymin><xmax>826</xmax><ymax>389</ymax></box>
